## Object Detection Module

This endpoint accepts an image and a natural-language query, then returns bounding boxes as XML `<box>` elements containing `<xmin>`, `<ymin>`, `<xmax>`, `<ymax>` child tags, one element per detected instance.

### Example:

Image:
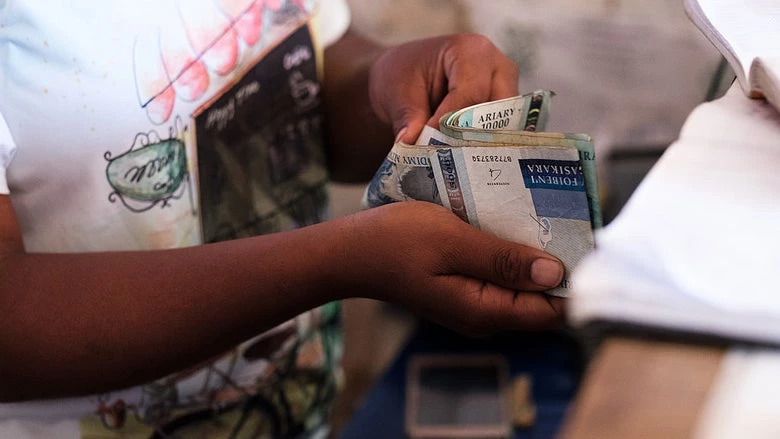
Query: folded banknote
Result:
<box><xmin>430</xmin><ymin>145</ymin><xmax>593</xmax><ymax>297</ymax></box>
<box><xmin>443</xmin><ymin>89</ymin><xmax>553</xmax><ymax>132</ymax></box>
<box><xmin>362</xmin><ymin>90</ymin><xmax>601</xmax><ymax>297</ymax></box>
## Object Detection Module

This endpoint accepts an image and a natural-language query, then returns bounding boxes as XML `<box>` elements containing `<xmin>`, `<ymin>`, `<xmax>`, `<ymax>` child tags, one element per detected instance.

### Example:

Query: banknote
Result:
<box><xmin>360</xmin><ymin>125</ymin><xmax>583</xmax><ymax>211</ymax></box>
<box><xmin>439</xmin><ymin>121</ymin><xmax>589</xmax><ymax>144</ymax></box>
<box><xmin>417</xmin><ymin>125</ymin><xmax>602</xmax><ymax>229</ymax></box>
<box><xmin>443</xmin><ymin>89</ymin><xmax>553</xmax><ymax>132</ymax></box>
<box><xmin>361</xmin><ymin>90</ymin><xmax>601</xmax><ymax>297</ymax></box>
<box><xmin>362</xmin><ymin>143</ymin><xmax>441</xmax><ymax>208</ymax></box>
<box><xmin>430</xmin><ymin>146</ymin><xmax>594</xmax><ymax>297</ymax></box>
<box><xmin>360</xmin><ymin>91</ymin><xmax>554</xmax><ymax>210</ymax></box>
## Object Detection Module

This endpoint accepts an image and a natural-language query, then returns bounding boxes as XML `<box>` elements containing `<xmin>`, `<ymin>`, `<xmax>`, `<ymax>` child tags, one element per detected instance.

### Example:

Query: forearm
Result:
<box><xmin>0</xmin><ymin>218</ymin><xmax>348</xmax><ymax>401</ymax></box>
<box><xmin>323</xmin><ymin>30</ymin><xmax>394</xmax><ymax>182</ymax></box>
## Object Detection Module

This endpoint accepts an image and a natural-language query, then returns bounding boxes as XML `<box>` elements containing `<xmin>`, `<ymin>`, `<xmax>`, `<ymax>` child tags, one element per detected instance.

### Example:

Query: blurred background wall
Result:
<box><xmin>330</xmin><ymin>0</ymin><xmax>730</xmax><ymax>434</ymax></box>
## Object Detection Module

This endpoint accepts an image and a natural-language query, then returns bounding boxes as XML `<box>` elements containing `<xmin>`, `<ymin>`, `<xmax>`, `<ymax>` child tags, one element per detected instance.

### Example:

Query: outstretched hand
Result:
<box><xmin>369</xmin><ymin>34</ymin><xmax>519</xmax><ymax>144</ymax></box>
<box><xmin>335</xmin><ymin>202</ymin><xmax>565</xmax><ymax>335</ymax></box>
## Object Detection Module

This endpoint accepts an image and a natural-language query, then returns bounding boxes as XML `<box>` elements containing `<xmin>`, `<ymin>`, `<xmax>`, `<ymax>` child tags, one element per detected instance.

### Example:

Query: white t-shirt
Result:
<box><xmin>0</xmin><ymin>0</ymin><xmax>349</xmax><ymax>437</ymax></box>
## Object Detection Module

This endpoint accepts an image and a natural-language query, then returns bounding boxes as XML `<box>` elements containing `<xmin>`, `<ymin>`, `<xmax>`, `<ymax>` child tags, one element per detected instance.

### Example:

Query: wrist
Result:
<box><xmin>309</xmin><ymin>210</ymin><xmax>386</xmax><ymax>303</ymax></box>
<box><xmin>287</xmin><ymin>216</ymin><xmax>359</xmax><ymax>304</ymax></box>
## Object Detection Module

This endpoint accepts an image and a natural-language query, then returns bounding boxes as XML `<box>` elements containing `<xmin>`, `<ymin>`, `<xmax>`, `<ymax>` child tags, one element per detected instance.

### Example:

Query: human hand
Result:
<box><xmin>368</xmin><ymin>34</ymin><xmax>519</xmax><ymax>144</ymax></box>
<box><xmin>335</xmin><ymin>202</ymin><xmax>565</xmax><ymax>335</ymax></box>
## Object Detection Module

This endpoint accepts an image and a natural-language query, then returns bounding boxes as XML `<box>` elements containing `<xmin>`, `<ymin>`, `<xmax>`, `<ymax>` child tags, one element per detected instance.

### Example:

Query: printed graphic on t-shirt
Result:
<box><xmin>196</xmin><ymin>24</ymin><xmax>328</xmax><ymax>243</ymax></box>
<box><xmin>90</xmin><ymin>1</ymin><xmax>339</xmax><ymax>437</ymax></box>
<box><xmin>134</xmin><ymin>0</ymin><xmax>302</xmax><ymax>126</ymax></box>
<box><xmin>105</xmin><ymin>117</ymin><xmax>195</xmax><ymax>214</ymax></box>
<box><xmin>81</xmin><ymin>304</ymin><xmax>342</xmax><ymax>438</ymax></box>
<box><xmin>105</xmin><ymin>0</ymin><xmax>324</xmax><ymax>221</ymax></box>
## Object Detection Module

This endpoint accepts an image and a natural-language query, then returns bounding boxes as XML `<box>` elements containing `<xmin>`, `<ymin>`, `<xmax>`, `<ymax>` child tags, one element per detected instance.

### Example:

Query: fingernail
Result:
<box><xmin>530</xmin><ymin>259</ymin><xmax>564</xmax><ymax>288</ymax></box>
<box><xmin>394</xmin><ymin>127</ymin><xmax>408</xmax><ymax>143</ymax></box>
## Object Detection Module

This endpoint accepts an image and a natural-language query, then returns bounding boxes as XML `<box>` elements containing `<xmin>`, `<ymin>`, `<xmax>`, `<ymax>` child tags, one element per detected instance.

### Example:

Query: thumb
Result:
<box><xmin>447</xmin><ymin>226</ymin><xmax>564</xmax><ymax>292</ymax></box>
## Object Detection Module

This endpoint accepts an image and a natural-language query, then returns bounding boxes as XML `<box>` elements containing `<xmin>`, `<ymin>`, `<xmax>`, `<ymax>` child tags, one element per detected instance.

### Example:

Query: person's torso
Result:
<box><xmin>0</xmin><ymin>1</ymin><xmax>343</xmax><ymax>436</ymax></box>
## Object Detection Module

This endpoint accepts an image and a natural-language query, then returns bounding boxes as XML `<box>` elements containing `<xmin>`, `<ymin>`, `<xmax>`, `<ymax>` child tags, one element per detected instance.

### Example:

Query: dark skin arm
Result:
<box><xmin>322</xmin><ymin>30</ymin><xmax>392</xmax><ymax>182</ymax></box>
<box><xmin>0</xmin><ymin>195</ymin><xmax>342</xmax><ymax>400</ymax></box>
<box><xmin>0</xmin><ymin>32</ymin><xmax>563</xmax><ymax>402</ymax></box>
<box><xmin>0</xmin><ymin>196</ymin><xmax>563</xmax><ymax>402</ymax></box>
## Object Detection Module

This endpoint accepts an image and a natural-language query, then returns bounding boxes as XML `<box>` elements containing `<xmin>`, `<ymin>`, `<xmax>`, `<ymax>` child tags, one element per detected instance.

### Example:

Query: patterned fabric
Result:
<box><xmin>80</xmin><ymin>303</ymin><xmax>343</xmax><ymax>438</ymax></box>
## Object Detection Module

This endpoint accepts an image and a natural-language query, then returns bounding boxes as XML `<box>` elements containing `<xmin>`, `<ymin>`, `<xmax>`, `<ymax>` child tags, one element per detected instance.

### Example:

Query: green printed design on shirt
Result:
<box><xmin>105</xmin><ymin>138</ymin><xmax>187</xmax><ymax>202</ymax></box>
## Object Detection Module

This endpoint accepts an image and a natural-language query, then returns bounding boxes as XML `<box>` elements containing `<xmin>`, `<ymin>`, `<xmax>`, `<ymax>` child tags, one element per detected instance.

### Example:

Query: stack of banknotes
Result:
<box><xmin>362</xmin><ymin>90</ymin><xmax>601</xmax><ymax>297</ymax></box>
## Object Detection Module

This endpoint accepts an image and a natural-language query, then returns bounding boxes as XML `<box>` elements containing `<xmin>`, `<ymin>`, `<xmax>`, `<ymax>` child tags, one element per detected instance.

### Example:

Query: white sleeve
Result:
<box><xmin>0</xmin><ymin>113</ymin><xmax>17</xmax><ymax>195</ymax></box>
<box><xmin>315</xmin><ymin>0</ymin><xmax>351</xmax><ymax>48</ymax></box>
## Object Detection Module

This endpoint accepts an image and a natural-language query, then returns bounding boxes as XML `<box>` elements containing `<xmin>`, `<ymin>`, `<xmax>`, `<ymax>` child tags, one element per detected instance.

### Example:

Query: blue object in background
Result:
<box><xmin>339</xmin><ymin>321</ymin><xmax>585</xmax><ymax>439</ymax></box>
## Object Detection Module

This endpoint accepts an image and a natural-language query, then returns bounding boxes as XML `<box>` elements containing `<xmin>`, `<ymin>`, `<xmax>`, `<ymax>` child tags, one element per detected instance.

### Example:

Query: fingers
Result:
<box><xmin>394</xmin><ymin>104</ymin><xmax>431</xmax><ymax>144</ymax></box>
<box><xmin>505</xmin><ymin>292</ymin><xmax>566</xmax><ymax>329</ymax></box>
<box><xmin>486</xmin><ymin>287</ymin><xmax>566</xmax><ymax>331</ymax></box>
<box><xmin>443</xmin><ymin>225</ymin><xmax>564</xmax><ymax>292</ymax></box>
<box><xmin>360</xmin><ymin>202</ymin><xmax>565</xmax><ymax>335</ymax></box>
<box><xmin>428</xmin><ymin>34</ymin><xmax>520</xmax><ymax>127</ymax></box>
<box><xmin>490</xmin><ymin>55</ymin><xmax>520</xmax><ymax>101</ymax></box>
<box><xmin>370</xmin><ymin>34</ymin><xmax>519</xmax><ymax>144</ymax></box>
<box><xmin>381</xmin><ymin>67</ymin><xmax>435</xmax><ymax>144</ymax></box>
<box><xmin>436</xmin><ymin>277</ymin><xmax>566</xmax><ymax>334</ymax></box>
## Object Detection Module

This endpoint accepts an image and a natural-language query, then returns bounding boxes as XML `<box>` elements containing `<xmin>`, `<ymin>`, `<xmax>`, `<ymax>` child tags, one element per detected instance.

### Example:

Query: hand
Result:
<box><xmin>336</xmin><ymin>202</ymin><xmax>565</xmax><ymax>336</ymax></box>
<box><xmin>369</xmin><ymin>34</ymin><xmax>519</xmax><ymax>144</ymax></box>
